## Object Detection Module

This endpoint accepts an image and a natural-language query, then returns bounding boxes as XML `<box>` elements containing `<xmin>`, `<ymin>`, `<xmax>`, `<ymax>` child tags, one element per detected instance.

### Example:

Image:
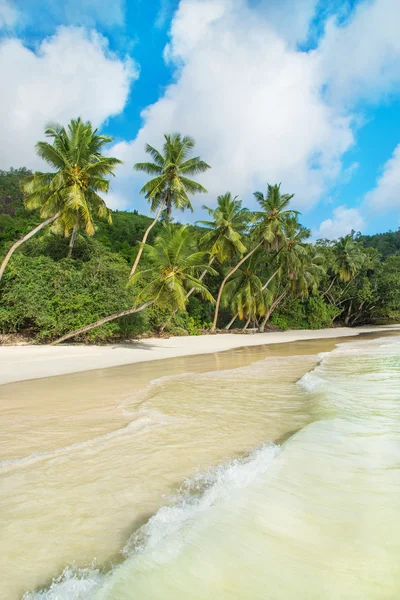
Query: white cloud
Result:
<box><xmin>314</xmin><ymin>205</ymin><xmax>366</xmax><ymax>240</ymax></box>
<box><xmin>110</xmin><ymin>0</ymin><xmax>353</xmax><ymax>212</ymax></box>
<box><xmin>318</xmin><ymin>0</ymin><xmax>400</xmax><ymax>105</ymax></box>
<box><xmin>364</xmin><ymin>144</ymin><xmax>400</xmax><ymax>213</ymax></box>
<box><xmin>0</xmin><ymin>0</ymin><xmax>19</xmax><ymax>29</ymax></box>
<box><xmin>256</xmin><ymin>0</ymin><xmax>318</xmax><ymax>45</ymax></box>
<box><xmin>0</xmin><ymin>26</ymin><xmax>137</xmax><ymax>170</ymax></box>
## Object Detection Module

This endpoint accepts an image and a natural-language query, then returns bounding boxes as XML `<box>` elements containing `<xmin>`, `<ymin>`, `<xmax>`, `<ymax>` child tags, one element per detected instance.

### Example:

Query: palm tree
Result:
<box><xmin>159</xmin><ymin>193</ymin><xmax>249</xmax><ymax>333</ymax></box>
<box><xmin>130</xmin><ymin>133</ymin><xmax>210</xmax><ymax>278</ymax></box>
<box><xmin>258</xmin><ymin>221</ymin><xmax>325</xmax><ymax>332</ymax></box>
<box><xmin>332</xmin><ymin>235</ymin><xmax>365</xmax><ymax>282</ymax></box>
<box><xmin>253</xmin><ymin>184</ymin><xmax>298</xmax><ymax>252</ymax></box>
<box><xmin>197</xmin><ymin>193</ymin><xmax>250</xmax><ymax>264</ymax></box>
<box><xmin>222</xmin><ymin>253</ymin><xmax>266</xmax><ymax>329</ymax></box>
<box><xmin>52</xmin><ymin>225</ymin><xmax>215</xmax><ymax>344</ymax></box>
<box><xmin>0</xmin><ymin>118</ymin><xmax>120</xmax><ymax>279</ymax></box>
<box><xmin>211</xmin><ymin>183</ymin><xmax>297</xmax><ymax>331</ymax></box>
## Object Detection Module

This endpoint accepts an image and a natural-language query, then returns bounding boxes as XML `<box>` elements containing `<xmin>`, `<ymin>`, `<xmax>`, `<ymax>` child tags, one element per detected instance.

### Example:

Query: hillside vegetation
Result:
<box><xmin>0</xmin><ymin>125</ymin><xmax>399</xmax><ymax>343</ymax></box>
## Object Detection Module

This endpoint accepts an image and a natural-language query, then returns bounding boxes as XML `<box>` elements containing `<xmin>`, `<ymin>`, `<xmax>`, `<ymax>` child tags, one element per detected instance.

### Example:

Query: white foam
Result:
<box><xmin>21</xmin><ymin>443</ymin><xmax>280</xmax><ymax>599</ymax></box>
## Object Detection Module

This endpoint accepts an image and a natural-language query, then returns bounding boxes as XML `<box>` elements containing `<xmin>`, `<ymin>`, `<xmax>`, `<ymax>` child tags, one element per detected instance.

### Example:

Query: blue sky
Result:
<box><xmin>0</xmin><ymin>0</ymin><xmax>399</xmax><ymax>238</ymax></box>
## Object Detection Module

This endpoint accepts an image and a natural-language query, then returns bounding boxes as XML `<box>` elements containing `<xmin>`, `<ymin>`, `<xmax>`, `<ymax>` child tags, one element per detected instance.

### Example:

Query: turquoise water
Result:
<box><xmin>23</xmin><ymin>336</ymin><xmax>400</xmax><ymax>599</ymax></box>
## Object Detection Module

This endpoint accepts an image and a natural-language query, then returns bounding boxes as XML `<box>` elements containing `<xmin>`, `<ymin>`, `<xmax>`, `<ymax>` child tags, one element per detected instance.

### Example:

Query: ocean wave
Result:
<box><xmin>22</xmin><ymin>442</ymin><xmax>280</xmax><ymax>599</ymax></box>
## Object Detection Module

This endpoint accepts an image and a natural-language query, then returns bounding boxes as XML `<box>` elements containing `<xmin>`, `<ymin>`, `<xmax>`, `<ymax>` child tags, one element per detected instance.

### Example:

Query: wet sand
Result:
<box><xmin>1</xmin><ymin>325</ymin><xmax>399</xmax><ymax>385</ymax></box>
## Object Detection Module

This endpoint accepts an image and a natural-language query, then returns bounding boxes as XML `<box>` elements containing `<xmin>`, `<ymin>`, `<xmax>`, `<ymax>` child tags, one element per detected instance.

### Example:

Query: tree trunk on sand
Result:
<box><xmin>225</xmin><ymin>312</ymin><xmax>239</xmax><ymax>330</ymax></box>
<box><xmin>52</xmin><ymin>300</ymin><xmax>155</xmax><ymax>345</ymax></box>
<box><xmin>243</xmin><ymin>316</ymin><xmax>251</xmax><ymax>330</ymax></box>
<box><xmin>67</xmin><ymin>224</ymin><xmax>78</xmax><ymax>258</ymax></box>
<box><xmin>258</xmin><ymin>287</ymin><xmax>288</xmax><ymax>333</ymax></box>
<box><xmin>344</xmin><ymin>300</ymin><xmax>353</xmax><ymax>325</ymax></box>
<box><xmin>129</xmin><ymin>197</ymin><xmax>167</xmax><ymax>278</ymax></box>
<box><xmin>211</xmin><ymin>241</ymin><xmax>263</xmax><ymax>332</ymax></box>
<box><xmin>160</xmin><ymin>255</ymin><xmax>216</xmax><ymax>334</ymax></box>
<box><xmin>0</xmin><ymin>213</ymin><xmax>60</xmax><ymax>281</ymax></box>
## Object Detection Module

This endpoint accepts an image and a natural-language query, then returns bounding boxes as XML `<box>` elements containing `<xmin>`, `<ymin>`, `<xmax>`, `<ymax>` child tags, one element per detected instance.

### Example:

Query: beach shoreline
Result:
<box><xmin>1</xmin><ymin>325</ymin><xmax>399</xmax><ymax>385</ymax></box>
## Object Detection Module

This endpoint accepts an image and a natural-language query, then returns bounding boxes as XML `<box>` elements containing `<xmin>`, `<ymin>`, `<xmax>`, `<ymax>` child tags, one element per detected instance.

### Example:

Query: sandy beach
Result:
<box><xmin>1</xmin><ymin>325</ymin><xmax>399</xmax><ymax>385</ymax></box>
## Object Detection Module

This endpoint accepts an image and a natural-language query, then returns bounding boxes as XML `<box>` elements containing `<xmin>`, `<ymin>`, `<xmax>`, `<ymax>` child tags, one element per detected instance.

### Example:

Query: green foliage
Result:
<box><xmin>1</xmin><ymin>167</ymin><xmax>399</xmax><ymax>342</ymax></box>
<box><xmin>360</xmin><ymin>230</ymin><xmax>400</xmax><ymax>259</ymax></box>
<box><xmin>0</xmin><ymin>246</ymin><xmax>147</xmax><ymax>341</ymax></box>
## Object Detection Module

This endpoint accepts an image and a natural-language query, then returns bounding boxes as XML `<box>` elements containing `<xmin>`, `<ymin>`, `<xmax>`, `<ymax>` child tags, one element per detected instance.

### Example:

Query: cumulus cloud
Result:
<box><xmin>314</xmin><ymin>205</ymin><xmax>366</xmax><ymax>240</ymax></box>
<box><xmin>110</xmin><ymin>0</ymin><xmax>353</xmax><ymax>213</ymax></box>
<box><xmin>0</xmin><ymin>26</ymin><xmax>137</xmax><ymax>170</ymax></box>
<box><xmin>317</xmin><ymin>0</ymin><xmax>400</xmax><ymax>105</ymax></box>
<box><xmin>0</xmin><ymin>0</ymin><xmax>19</xmax><ymax>29</ymax></box>
<box><xmin>364</xmin><ymin>144</ymin><xmax>400</xmax><ymax>214</ymax></box>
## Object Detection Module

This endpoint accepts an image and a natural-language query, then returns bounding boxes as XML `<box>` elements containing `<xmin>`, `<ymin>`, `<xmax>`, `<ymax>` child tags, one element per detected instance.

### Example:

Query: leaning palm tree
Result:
<box><xmin>222</xmin><ymin>253</ymin><xmax>267</xmax><ymax>330</ymax></box>
<box><xmin>52</xmin><ymin>225</ymin><xmax>215</xmax><ymax>345</ymax></box>
<box><xmin>332</xmin><ymin>235</ymin><xmax>365</xmax><ymax>282</ymax></box>
<box><xmin>258</xmin><ymin>222</ymin><xmax>325</xmax><ymax>332</ymax></box>
<box><xmin>130</xmin><ymin>133</ymin><xmax>210</xmax><ymax>278</ymax></box>
<box><xmin>0</xmin><ymin>118</ymin><xmax>120</xmax><ymax>279</ymax></box>
<box><xmin>211</xmin><ymin>183</ymin><xmax>297</xmax><ymax>331</ymax></box>
<box><xmin>159</xmin><ymin>193</ymin><xmax>249</xmax><ymax>333</ymax></box>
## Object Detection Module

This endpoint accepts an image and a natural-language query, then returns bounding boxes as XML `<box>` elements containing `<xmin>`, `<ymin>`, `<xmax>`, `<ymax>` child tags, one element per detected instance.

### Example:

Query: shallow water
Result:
<box><xmin>1</xmin><ymin>332</ymin><xmax>400</xmax><ymax>599</ymax></box>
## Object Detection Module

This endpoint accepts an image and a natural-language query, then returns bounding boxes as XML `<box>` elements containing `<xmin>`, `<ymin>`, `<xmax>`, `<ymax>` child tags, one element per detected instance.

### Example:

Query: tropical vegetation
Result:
<box><xmin>0</xmin><ymin>118</ymin><xmax>399</xmax><ymax>344</ymax></box>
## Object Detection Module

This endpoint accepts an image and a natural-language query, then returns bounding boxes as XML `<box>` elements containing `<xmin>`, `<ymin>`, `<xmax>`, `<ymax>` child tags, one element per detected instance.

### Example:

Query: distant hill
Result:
<box><xmin>359</xmin><ymin>230</ymin><xmax>400</xmax><ymax>259</ymax></box>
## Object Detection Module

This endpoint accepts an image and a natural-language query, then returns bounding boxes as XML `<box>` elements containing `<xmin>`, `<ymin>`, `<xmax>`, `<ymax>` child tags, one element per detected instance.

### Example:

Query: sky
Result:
<box><xmin>0</xmin><ymin>0</ymin><xmax>399</xmax><ymax>239</ymax></box>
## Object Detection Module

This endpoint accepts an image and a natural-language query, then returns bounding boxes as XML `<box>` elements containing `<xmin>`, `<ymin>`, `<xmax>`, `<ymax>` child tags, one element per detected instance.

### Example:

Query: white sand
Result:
<box><xmin>1</xmin><ymin>325</ymin><xmax>399</xmax><ymax>385</ymax></box>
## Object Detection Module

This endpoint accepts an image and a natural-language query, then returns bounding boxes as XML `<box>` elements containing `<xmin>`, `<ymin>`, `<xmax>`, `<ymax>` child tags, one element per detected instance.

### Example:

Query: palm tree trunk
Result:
<box><xmin>52</xmin><ymin>300</ymin><xmax>155</xmax><ymax>345</ymax></box>
<box><xmin>130</xmin><ymin>196</ymin><xmax>167</xmax><ymax>278</ymax></box>
<box><xmin>211</xmin><ymin>241</ymin><xmax>263</xmax><ymax>332</ymax></box>
<box><xmin>166</xmin><ymin>197</ymin><xmax>172</xmax><ymax>221</ymax></box>
<box><xmin>160</xmin><ymin>255</ymin><xmax>216</xmax><ymax>334</ymax></box>
<box><xmin>258</xmin><ymin>287</ymin><xmax>288</xmax><ymax>333</ymax></box>
<box><xmin>186</xmin><ymin>254</ymin><xmax>216</xmax><ymax>299</ymax></box>
<box><xmin>67</xmin><ymin>224</ymin><xmax>78</xmax><ymax>258</ymax></box>
<box><xmin>225</xmin><ymin>312</ymin><xmax>239</xmax><ymax>330</ymax></box>
<box><xmin>0</xmin><ymin>213</ymin><xmax>60</xmax><ymax>281</ymax></box>
<box><xmin>261</xmin><ymin>268</ymin><xmax>280</xmax><ymax>291</ymax></box>
<box><xmin>243</xmin><ymin>316</ymin><xmax>251</xmax><ymax>330</ymax></box>
<box><xmin>344</xmin><ymin>300</ymin><xmax>353</xmax><ymax>325</ymax></box>
<box><xmin>322</xmin><ymin>277</ymin><xmax>336</xmax><ymax>297</ymax></box>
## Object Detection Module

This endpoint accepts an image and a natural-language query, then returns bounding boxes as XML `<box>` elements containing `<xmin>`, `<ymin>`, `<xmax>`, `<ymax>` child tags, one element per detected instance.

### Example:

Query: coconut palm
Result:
<box><xmin>222</xmin><ymin>253</ymin><xmax>267</xmax><ymax>329</ymax></box>
<box><xmin>130</xmin><ymin>133</ymin><xmax>210</xmax><ymax>278</ymax></box>
<box><xmin>332</xmin><ymin>235</ymin><xmax>365</xmax><ymax>282</ymax></box>
<box><xmin>159</xmin><ymin>193</ymin><xmax>249</xmax><ymax>332</ymax></box>
<box><xmin>198</xmin><ymin>193</ymin><xmax>250</xmax><ymax>263</ymax></box>
<box><xmin>0</xmin><ymin>118</ymin><xmax>120</xmax><ymax>279</ymax></box>
<box><xmin>52</xmin><ymin>225</ymin><xmax>215</xmax><ymax>345</ymax></box>
<box><xmin>258</xmin><ymin>222</ymin><xmax>325</xmax><ymax>332</ymax></box>
<box><xmin>211</xmin><ymin>183</ymin><xmax>297</xmax><ymax>331</ymax></box>
<box><xmin>253</xmin><ymin>183</ymin><xmax>298</xmax><ymax>252</ymax></box>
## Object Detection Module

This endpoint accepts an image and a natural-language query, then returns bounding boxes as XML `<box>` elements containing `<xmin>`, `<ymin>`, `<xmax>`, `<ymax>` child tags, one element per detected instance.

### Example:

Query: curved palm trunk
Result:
<box><xmin>52</xmin><ymin>300</ymin><xmax>155</xmax><ymax>345</ymax></box>
<box><xmin>67</xmin><ymin>224</ymin><xmax>78</xmax><ymax>258</ymax></box>
<box><xmin>261</xmin><ymin>268</ymin><xmax>280</xmax><ymax>291</ymax></box>
<box><xmin>243</xmin><ymin>316</ymin><xmax>251</xmax><ymax>330</ymax></box>
<box><xmin>160</xmin><ymin>255</ymin><xmax>216</xmax><ymax>333</ymax></box>
<box><xmin>186</xmin><ymin>254</ymin><xmax>216</xmax><ymax>300</ymax></box>
<box><xmin>225</xmin><ymin>312</ymin><xmax>239</xmax><ymax>330</ymax></box>
<box><xmin>130</xmin><ymin>197</ymin><xmax>167</xmax><ymax>278</ymax></box>
<box><xmin>0</xmin><ymin>213</ymin><xmax>60</xmax><ymax>281</ymax></box>
<box><xmin>258</xmin><ymin>287</ymin><xmax>288</xmax><ymax>333</ymax></box>
<box><xmin>211</xmin><ymin>241</ymin><xmax>263</xmax><ymax>332</ymax></box>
